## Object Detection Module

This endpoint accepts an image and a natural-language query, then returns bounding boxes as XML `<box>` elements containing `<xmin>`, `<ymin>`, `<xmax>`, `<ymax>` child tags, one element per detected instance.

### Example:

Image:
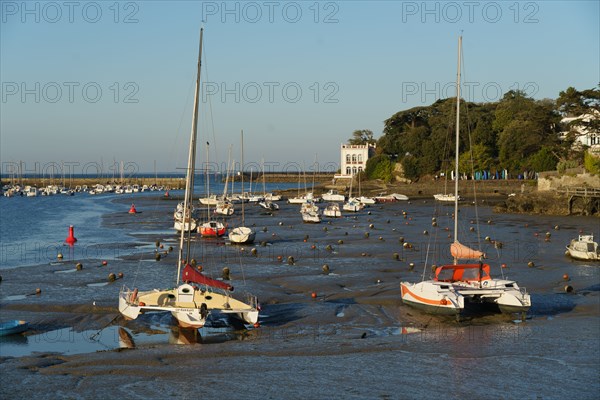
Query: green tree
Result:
<box><xmin>348</xmin><ymin>129</ymin><xmax>376</xmax><ymax>145</ymax></box>
<box><xmin>528</xmin><ymin>146</ymin><xmax>558</xmax><ymax>172</ymax></box>
<box><xmin>365</xmin><ymin>154</ymin><xmax>393</xmax><ymax>182</ymax></box>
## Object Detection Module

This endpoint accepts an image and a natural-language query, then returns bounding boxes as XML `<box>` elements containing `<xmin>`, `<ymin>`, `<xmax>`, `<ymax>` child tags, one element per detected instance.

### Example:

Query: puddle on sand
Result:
<box><xmin>87</xmin><ymin>282</ymin><xmax>110</xmax><ymax>287</ymax></box>
<box><xmin>0</xmin><ymin>323</ymin><xmax>251</xmax><ymax>358</ymax></box>
<box><xmin>3</xmin><ymin>294</ymin><xmax>28</xmax><ymax>301</ymax></box>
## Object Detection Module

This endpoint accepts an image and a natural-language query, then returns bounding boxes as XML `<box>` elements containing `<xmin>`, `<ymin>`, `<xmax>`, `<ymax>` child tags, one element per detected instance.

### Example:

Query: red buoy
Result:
<box><xmin>129</xmin><ymin>204</ymin><xmax>137</xmax><ymax>214</ymax></box>
<box><xmin>164</xmin><ymin>190</ymin><xmax>169</xmax><ymax>197</ymax></box>
<box><xmin>65</xmin><ymin>225</ymin><xmax>77</xmax><ymax>245</ymax></box>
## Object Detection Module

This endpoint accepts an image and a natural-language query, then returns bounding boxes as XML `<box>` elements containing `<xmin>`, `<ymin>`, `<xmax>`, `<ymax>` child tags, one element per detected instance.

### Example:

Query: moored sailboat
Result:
<box><xmin>400</xmin><ymin>36</ymin><xmax>531</xmax><ymax>319</ymax></box>
<box><xmin>119</xmin><ymin>28</ymin><xmax>258</xmax><ymax>328</ymax></box>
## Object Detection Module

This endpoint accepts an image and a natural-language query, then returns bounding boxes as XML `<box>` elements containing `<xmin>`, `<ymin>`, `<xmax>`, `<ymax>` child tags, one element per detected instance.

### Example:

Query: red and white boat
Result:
<box><xmin>199</xmin><ymin>220</ymin><xmax>226</xmax><ymax>237</ymax></box>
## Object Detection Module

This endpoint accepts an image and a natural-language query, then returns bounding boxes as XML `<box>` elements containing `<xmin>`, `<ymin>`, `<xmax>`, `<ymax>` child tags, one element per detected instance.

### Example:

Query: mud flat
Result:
<box><xmin>0</xmin><ymin>194</ymin><xmax>598</xmax><ymax>399</ymax></box>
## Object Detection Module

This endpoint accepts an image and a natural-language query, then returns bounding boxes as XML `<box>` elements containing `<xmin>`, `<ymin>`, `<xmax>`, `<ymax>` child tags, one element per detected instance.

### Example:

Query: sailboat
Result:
<box><xmin>214</xmin><ymin>147</ymin><xmax>235</xmax><ymax>216</ymax></box>
<box><xmin>343</xmin><ymin>174</ymin><xmax>364</xmax><ymax>212</ymax></box>
<box><xmin>119</xmin><ymin>28</ymin><xmax>258</xmax><ymax>328</ymax></box>
<box><xmin>199</xmin><ymin>142</ymin><xmax>226</xmax><ymax>237</ymax></box>
<box><xmin>258</xmin><ymin>158</ymin><xmax>279</xmax><ymax>211</ymax></box>
<box><xmin>400</xmin><ymin>36</ymin><xmax>531</xmax><ymax>319</ymax></box>
<box><xmin>229</xmin><ymin>131</ymin><xmax>256</xmax><ymax>244</ymax></box>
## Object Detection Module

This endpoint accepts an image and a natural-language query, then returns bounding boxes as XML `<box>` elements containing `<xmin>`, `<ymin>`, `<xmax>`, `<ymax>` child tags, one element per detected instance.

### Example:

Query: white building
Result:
<box><xmin>561</xmin><ymin>112</ymin><xmax>600</xmax><ymax>151</ymax></box>
<box><xmin>334</xmin><ymin>143</ymin><xmax>376</xmax><ymax>179</ymax></box>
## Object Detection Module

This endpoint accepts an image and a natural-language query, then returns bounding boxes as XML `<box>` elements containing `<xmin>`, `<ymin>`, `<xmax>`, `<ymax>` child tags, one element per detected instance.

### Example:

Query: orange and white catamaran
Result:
<box><xmin>400</xmin><ymin>36</ymin><xmax>531</xmax><ymax>319</ymax></box>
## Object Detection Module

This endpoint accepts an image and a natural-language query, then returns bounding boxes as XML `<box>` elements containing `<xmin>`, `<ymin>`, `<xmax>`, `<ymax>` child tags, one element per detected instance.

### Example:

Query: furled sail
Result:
<box><xmin>450</xmin><ymin>241</ymin><xmax>485</xmax><ymax>260</ymax></box>
<box><xmin>182</xmin><ymin>264</ymin><xmax>233</xmax><ymax>291</ymax></box>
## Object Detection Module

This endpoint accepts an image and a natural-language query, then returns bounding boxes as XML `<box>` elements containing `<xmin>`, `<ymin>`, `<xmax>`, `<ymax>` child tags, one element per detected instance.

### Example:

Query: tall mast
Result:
<box><xmin>453</xmin><ymin>35</ymin><xmax>462</xmax><ymax>264</ymax></box>
<box><xmin>177</xmin><ymin>27</ymin><xmax>203</xmax><ymax>284</ymax></box>
<box><xmin>241</xmin><ymin>130</ymin><xmax>245</xmax><ymax>225</ymax></box>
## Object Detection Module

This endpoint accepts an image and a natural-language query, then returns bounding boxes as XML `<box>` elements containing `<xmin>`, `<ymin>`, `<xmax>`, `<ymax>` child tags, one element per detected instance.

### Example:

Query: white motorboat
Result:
<box><xmin>322</xmin><ymin>190</ymin><xmax>345</xmax><ymax>202</ymax></box>
<box><xmin>323</xmin><ymin>202</ymin><xmax>342</xmax><ymax>218</ymax></box>
<box><xmin>434</xmin><ymin>193</ymin><xmax>460</xmax><ymax>202</ymax></box>
<box><xmin>301</xmin><ymin>210</ymin><xmax>321</xmax><ymax>223</ymax></box>
<box><xmin>343</xmin><ymin>198</ymin><xmax>364</xmax><ymax>212</ymax></box>
<box><xmin>566</xmin><ymin>234</ymin><xmax>600</xmax><ymax>261</ymax></box>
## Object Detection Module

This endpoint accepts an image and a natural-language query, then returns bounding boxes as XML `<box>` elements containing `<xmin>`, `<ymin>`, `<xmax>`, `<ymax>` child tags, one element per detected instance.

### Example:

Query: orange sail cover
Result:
<box><xmin>450</xmin><ymin>241</ymin><xmax>485</xmax><ymax>260</ymax></box>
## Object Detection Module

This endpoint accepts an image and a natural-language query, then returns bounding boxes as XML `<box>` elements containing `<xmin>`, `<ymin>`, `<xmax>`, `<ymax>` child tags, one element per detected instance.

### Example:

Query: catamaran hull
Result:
<box><xmin>400</xmin><ymin>283</ymin><xmax>463</xmax><ymax>315</ymax></box>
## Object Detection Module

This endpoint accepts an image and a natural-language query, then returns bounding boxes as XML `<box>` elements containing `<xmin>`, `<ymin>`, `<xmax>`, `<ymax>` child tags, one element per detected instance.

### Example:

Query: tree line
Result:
<box><xmin>350</xmin><ymin>86</ymin><xmax>600</xmax><ymax>181</ymax></box>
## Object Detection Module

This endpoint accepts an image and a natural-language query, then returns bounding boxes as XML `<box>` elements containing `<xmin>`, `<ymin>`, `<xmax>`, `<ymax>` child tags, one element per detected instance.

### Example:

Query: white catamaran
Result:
<box><xmin>400</xmin><ymin>36</ymin><xmax>531</xmax><ymax>319</ymax></box>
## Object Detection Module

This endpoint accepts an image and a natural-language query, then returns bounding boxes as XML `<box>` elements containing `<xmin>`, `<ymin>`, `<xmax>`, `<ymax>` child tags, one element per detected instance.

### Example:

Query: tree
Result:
<box><xmin>528</xmin><ymin>146</ymin><xmax>558</xmax><ymax>172</ymax></box>
<box><xmin>348</xmin><ymin>129</ymin><xmax>376</xmax><ymax>145</ymax></box>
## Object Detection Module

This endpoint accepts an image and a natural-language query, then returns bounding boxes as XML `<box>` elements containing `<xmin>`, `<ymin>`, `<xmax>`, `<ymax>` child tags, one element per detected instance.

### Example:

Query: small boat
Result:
<box><xmin>434</xmin><ymin>193</ymin><xmax>460</xmax><ymax>202</ymax></box>
<box><xmin>358</xmin><ymin>196</ymin><xmax>376</xmax><ymax>205</ymax></box>
<box><xmin>25</xmin><ymin>186</ymin><xmax>38</xmax><ymax>197</ymax></box>
<box><xmin>199</xmin><ymin>220</ymin><xmax>226</xmax><ymax>237</ymax></box>
<box><xmin>174</xmin><ymin>202</ymin><xmax>198</xmax><ymax>232</ymax></box>
<box><xmin>566</xmin><ymin>234</ymin><xmax>600</xmax><ymax>261</ymax></box>
<box><xmin>259</xmin><ymin>200</ymin><xmax>279</xmax><ymax>211</ymax></box>
<box><xmin>199</xmin><ymin>194</ymin><xmax>219</xmax><ymax>206</ymax></box>
<box><xmin>0</xmin><ymin>320</ymin><xmax>29</xmax><ymax>336</ymax></box>
<box><xmin>300</xmin><ymin>200</ymin><xmax>319</xmax><ymax>214</ymax></box>
<box><xmin>343</xmin><ymin>198</ymin><xmax>364</xmax><ymax>212</ymax></box>
<box><xmin>229</xmin><ymin>226</ymin><xmax>256</xmax><ymax>244</ymax></box>
<box><xmin>322</xmin><ymin>190</ymin><xmax>345</xmax><ymax>202</ymax></box>
<box><xmin>323</xmin><ymin>202</ymin><xmax>342</xmax><ymax>218</ymax></box>
<box><xmin>263</xmin><ymin>192</ymin><xmax>281</xmax><ymax>201</ymax></box>
<box><xmin>374</xmin><ymin>193</ymin><xmax>396</xmax><ymax>203</ymax></box>
<box><xmin>301</xmin><ymin>210</ymin><xmax>321</xmax><ymax>223</ymax></box>
<box><xmin>214</xmin><ymin>200</ymin><xmax>234</xmax><ymax>216</ymax></box>
<box><xmin>392</xmin><ymin>193</ymin><xmax>410</xmax><ymax>201</ymax></box>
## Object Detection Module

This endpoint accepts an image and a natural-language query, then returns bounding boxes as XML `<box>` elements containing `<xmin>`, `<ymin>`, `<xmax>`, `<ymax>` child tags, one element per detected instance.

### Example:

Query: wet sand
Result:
<box><xmin>1</xmin><ymin>194</ymin><xmax>598</xmax><ymax>399</ymax></box>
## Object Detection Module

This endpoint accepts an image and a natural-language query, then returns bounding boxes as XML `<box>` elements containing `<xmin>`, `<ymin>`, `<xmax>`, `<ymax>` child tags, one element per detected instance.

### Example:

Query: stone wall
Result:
<box><xmin>538</xmin><ymin>173</ymin><xmax>600</xmax><ymax>191</ymax></box>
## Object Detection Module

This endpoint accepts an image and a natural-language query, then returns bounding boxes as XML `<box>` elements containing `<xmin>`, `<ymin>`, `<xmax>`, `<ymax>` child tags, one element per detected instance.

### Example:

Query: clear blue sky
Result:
<box><xmin>1</xmin><ymin>0</ymin><xmax>598</xmax><ymax>174</ymax></box>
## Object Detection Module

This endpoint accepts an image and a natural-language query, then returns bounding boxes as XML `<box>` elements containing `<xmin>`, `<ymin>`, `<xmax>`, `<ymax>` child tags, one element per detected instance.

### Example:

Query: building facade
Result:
<box><xmin>561</xmin><ymin>113</ymin><xmax>600</xmax><ymax>151</ymax></box>
<box><xmin>334</xmin><ymin>143</ymin><xmax>376</xmax><ymax>179</ymax></box>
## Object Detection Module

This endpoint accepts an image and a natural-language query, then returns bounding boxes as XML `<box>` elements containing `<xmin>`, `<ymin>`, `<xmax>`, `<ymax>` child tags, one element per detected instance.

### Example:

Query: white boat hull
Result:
<box><xmin>229</xmin><ymin>226</ymin><xmax>256</xmax><ymax>244</ymax></box>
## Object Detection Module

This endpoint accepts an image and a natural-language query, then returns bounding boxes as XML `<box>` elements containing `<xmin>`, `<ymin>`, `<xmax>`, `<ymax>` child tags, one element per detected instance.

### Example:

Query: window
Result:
<box><xmin>346</xmin><ymin>167</ymin><xmax>351</xmax><ymax>175</ymax></box>
<box><xmin>346</xmin><ymin>154</ymin><xmax>351</xmax><ymax>163</ymax></box>
<box><xmin>352</xmin><ymin>154</ymin><xmax>357</xmax><ymax>163</ymax></box>
<box><xmin>358</xmin><ymin>154</ymin><xmax>362</xmax><ymax>163</ymax></box>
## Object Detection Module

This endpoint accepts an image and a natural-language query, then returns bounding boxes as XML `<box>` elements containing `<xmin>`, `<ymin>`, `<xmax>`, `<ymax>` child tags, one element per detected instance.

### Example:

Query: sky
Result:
<box><xmin>1</xmin><ymin>0</ymin><xmax>598</xmax><ymax>175</ymax></box>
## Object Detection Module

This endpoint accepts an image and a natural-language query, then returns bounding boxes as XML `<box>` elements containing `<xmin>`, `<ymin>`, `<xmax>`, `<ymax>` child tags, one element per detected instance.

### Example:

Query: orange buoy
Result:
<box><xmin>65</xmin><ymin>225</ymin><xmax>77</xmax><ymax>245</ymax></box>
<box><xmin>311</xmin><ymin>292</ymin><xmax>317</xmax><ymax>299</ymax></box>
<box><xmin>129</xmin><ymin>204</ymin><xmax>137</xmax><ymax>214</ymax></box>
<box><xmin>501</xmin><ymin>263</ymin><xmax>507</xmax><ymax>268</ymax></box>
<box><xmin>563</xmin><ymin>274</ymin><xmax>569</xmax><ymax>281</ymax></box>
<box><xmin>253</xmin><ymin>322</ymin><xmax>260</xmax><ymax>328</ymax></box>
<box><xmin>102</xmin><ymin>260</ymin><xmax>108</xmax><ymax>266</ymax></box>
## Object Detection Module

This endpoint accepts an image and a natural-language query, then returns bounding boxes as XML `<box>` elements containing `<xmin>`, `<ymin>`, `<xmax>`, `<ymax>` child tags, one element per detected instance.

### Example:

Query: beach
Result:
<box><xmin>0</xmin><ymin>189</ymin><xmax>599</xmax><ymax>399</ymax></box>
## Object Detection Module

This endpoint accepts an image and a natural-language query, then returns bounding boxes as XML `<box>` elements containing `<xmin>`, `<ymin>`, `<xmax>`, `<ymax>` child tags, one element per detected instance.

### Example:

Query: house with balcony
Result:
<box><xmin>334</xmin><ymin>143</ymin><xmax>376</xmax><ymax>179</ymax></box>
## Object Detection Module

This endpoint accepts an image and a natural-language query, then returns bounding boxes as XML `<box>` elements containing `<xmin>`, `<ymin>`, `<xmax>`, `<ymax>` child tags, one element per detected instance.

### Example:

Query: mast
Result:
<box><xmin>177</xmin><ymin>27</ymin><xmax>203</xmax><ymax>284</ymax></box>
<box><xmin>453</xmin><ymin>35</ymin><xmax>462</xmax><ymax>264</ymax></box>
<box><xmin>241</xmin><ymin>130</ymin><xmax>245</xmax><ymax>225</ymax></box>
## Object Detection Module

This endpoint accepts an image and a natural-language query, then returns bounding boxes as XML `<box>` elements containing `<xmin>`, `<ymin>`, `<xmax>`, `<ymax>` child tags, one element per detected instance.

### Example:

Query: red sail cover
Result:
<box><xmin>182</xmin><ymin>264</ymin><xmax>233</xmax><ymax>291</ymax></box>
